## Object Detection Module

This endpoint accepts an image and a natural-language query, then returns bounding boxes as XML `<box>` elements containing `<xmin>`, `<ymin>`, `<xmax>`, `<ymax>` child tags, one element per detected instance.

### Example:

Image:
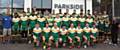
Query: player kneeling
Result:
<box><xmin>49</xmin><ymin>23</ymin><xmax>60</xmax><ymax>48</ymax></box>
<box><xmin>42</xmin><ymin>23</ymin><xmax>51</xmax><ymax>50</ymax></box>
<box><xmin>90</xmin><ymin>25</ymin><xmax>98</xmax><ymax>47</ymax></box>
<box><xmin>75</xmin><ymin>24</ymin><xmax>83</xmax><ymax>48</ymax></box>
<box><xmin>68</xmin><ymin>23</ymin><xmax>76</xmax><ymax>49</ymax></box>
<box><xmin>59</xmin><ymin>26</ymin><xmax>68</xmax><ymax>48</ymax></box>
<box><xmin>83</xmin><ymin>23</ymin><xmax>91</xmax><ymax>48</ymax></box>
<box><xmin>33</xmin><ymin>24</ymin><xmax>42</xmax><ymax>50</ymax></box>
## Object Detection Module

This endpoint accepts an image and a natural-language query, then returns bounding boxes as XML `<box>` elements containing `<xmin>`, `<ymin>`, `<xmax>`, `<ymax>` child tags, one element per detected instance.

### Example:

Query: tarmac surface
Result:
<box><xmin>0</xmin><ymin>43</ymin><xmax>120</xmax><ymax>50</ymax></box>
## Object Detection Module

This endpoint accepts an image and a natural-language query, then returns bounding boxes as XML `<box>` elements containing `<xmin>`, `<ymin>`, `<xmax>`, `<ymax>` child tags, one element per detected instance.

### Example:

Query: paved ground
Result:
<box><xmin>0</xmin><ymin>43</ymin><xmax>120</xmax><ymax>50</ymax></box>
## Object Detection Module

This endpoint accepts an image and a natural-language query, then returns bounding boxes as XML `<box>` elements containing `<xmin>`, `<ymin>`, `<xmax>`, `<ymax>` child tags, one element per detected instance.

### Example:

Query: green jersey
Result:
<box><xmin>20</xmin><ymin>16</ymin><xmax>28</xmax><ymax>31</ymax></box>
<box><xmin>47</xmin><ymin>18</ymin><xmax>54</xmax><ymax>27</ymax></box>
<box><xmin>62</xmin><ymin>17</ymin><xmax>70</xmax><ymax>28</ymax></box>
<box><xmin>43</xmin><ymin>27</ymin><xmax>51</xmax><ymax>42</ymax></box>
<box><xmin>76</xmin><ymin>27</ymin><xmax>83</xmax><ymax>41</ymax></box>
<box><xmin>91</xmin><ymin>28</ymin><xmax>98</xmax><ymax>38</ymax></box>
<box><xmin>70</xmin><ymin>17</ymin><xmax>78</xmax><ymax>27</ymax></box>
<box><xmin>60</xmin><ymin>29</ymin><xmax>68</xmax><ymax>42</ymax></box>
<box><xmin>86</xmin><ymin>18</ymin><xmax>94</xmax><ymax>28</ymax></box>
<box><xmin>12</xmin><ymin>17</ymin><xmax>20</xmax><ymax>31</ymax></box>
<box><xmin>78</xmin><ymin>18</ymin><xmax>86</xmax><ymax>28</ymax></box>
<box><xmin>37</xmin><ymin>17</ymin><xmax>46</xmax><ymax>29</ymax></box>
<box><xmin>33</xmin><ymin>27</ymin><xmax>42</xmax><ymax>40</ymax></box>
<box><xmin>51</xmin><ymin>27</ymin><xmax>59</xmax><ymax>42</ymax></box>
<box><xmin>29</xmin><ymin>15</ymin><xmax>37</xmax><ymax>30</ymax></box>
<box><xmin>83</xmin><ymin>27</ymin><xmax>91</xmax><ymax>41</ymax></box>
<box><xmin>54</xmin><ymin>18</ymin><xmax>62</xmax><ymax>27</ymax></box>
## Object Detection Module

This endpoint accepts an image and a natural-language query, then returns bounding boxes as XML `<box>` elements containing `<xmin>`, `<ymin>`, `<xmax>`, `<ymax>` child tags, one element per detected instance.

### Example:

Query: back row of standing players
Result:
<box><xmin>12</xmin><ymin>9</ymin><xmax>110</xmax><ymax>49</ymax></box>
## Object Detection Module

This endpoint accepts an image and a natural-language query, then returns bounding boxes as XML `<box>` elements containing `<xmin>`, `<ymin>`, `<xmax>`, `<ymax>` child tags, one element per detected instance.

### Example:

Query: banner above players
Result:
<box><xmin>52</xmin><ymin>0</ymin><xmax>92</xmax><ymax>14</ymax></box>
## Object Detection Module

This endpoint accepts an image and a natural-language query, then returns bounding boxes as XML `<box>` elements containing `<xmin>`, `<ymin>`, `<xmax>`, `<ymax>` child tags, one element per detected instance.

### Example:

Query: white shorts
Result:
<box><xmin>3</xmin><ymin>28</ymin><xmax>11</xmax><ymax>36</ymax></box>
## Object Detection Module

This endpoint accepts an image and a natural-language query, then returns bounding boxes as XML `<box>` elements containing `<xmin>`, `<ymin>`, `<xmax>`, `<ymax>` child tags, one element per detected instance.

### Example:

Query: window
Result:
<box><xmin>0</xmin><ymin>0</ymin><xmax>12</xmax><ymax>8</ymax></box>
<box><xmin>32</xmin><ymin>0</ymin><xmax>42</xmax><ymax>8</ymax></box>
<box><xmin>13</xmin><ymin>0</ymin><xmax>24</xmax><ymax>8</ymax></box>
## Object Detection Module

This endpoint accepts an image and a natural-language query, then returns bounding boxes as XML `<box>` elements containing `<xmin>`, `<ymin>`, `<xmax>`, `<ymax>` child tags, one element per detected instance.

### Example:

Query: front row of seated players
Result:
<box><xmin>32</xmin><ymin>23</ymin><xmax>98</xmax><ymax>50</ymax></box>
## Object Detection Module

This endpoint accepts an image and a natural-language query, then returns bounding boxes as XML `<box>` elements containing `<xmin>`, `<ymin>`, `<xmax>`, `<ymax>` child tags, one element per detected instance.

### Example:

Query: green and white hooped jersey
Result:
<box><xmin>37</xmin><ymin>17</ymin><xmax>46</xmax><ymax>22</ymax></box>
<box><xmin>29</xmin><ymin>15</ymin><xmax>37</xmax><ymax>20</ymax></box>
<box><xmin>91</xmin><ymin>28</ymin><xmax>98</xmax><ymax>33</ymax></box>
<box><xmin>33</xmin><ymin>27</ymin><xmax>42</xmax><ymax>39</ymax></box>
<box><xmin>62</xmin><ymin>17</ymin><xmax>69</xmax><ymax>21</ymax></box>
<box><xmin>43</xmin><ymin>27</ymin><xmax>51</xmax><ymax>33</ymax></box>
<box><xmin>20</xmin><ymin>16</ymin><xmax>28</xmax><ymax>21</ymax></box>
<box><xmin>12</xmin><ymin>17</ymin><xmax>20</xmax><ymax>23</ymax></box>
<box><xmin>54</xmin><ymin>18</ymin><xmax>61</xmax><ymax>22</ymax></box>
<box><xmin>60</xmin><ymin>29</ymin><xmax>67</xmax><ymax>35</ymax></box>
<box><xmin>33</xmin><ymin>27</ymin><xmax>42</xmax><ymax>33</ymax></box>
<box><xmin>86</xmin><ymin>18</ymin><xmax>94</xmax><ymax>23</ymax></box>
<box><xmin>68</xmin><ymin>28</ymin><xmax>76</xmax><ymax>33</ymax></box>
<box><xmin>83</xmin><ymin>27</ymin><xmax>91</xmax><ymax>33</ymax></box>
<box><xmin>51</xmin><ymin>27</ymin><xmax>59</xmax><ymax>33</ymax></box>
<box><xmin>78</xmin><ymin>18</ymin><xmax>86</xmax><ymax>22</ymax></box>
<box><xmin>47</xmin><ymin>18</ymin><xmax>54</xmax><ymax>26</ymax></box>
<box><xmin>70</xmin><ymin>17</ymin><xmax>78</xmax><ymax>21</ymax></box>
<box><xmin>76</xmin><ymin>27</ymin><xmax>83</xmax><ymax>34</ymax></box>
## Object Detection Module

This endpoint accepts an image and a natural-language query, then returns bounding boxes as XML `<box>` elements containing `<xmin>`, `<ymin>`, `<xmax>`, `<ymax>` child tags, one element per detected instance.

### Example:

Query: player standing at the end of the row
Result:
<box><xmin>2</xmin><ymin>12</ymin><xmax>12</xmax><ymax>43</ymax></box>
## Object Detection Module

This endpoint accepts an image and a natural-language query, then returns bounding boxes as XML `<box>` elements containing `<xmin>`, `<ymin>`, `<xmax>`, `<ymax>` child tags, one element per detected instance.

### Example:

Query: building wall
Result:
<box><xmin>0</xmin><ymin>0</ymin><xmax>52</xmax><ymax>13</ymax></box>
<box><xmin>115</xmin><ymin>0</ymin><xmax>120</xmax><ymax>17</ymax></box>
